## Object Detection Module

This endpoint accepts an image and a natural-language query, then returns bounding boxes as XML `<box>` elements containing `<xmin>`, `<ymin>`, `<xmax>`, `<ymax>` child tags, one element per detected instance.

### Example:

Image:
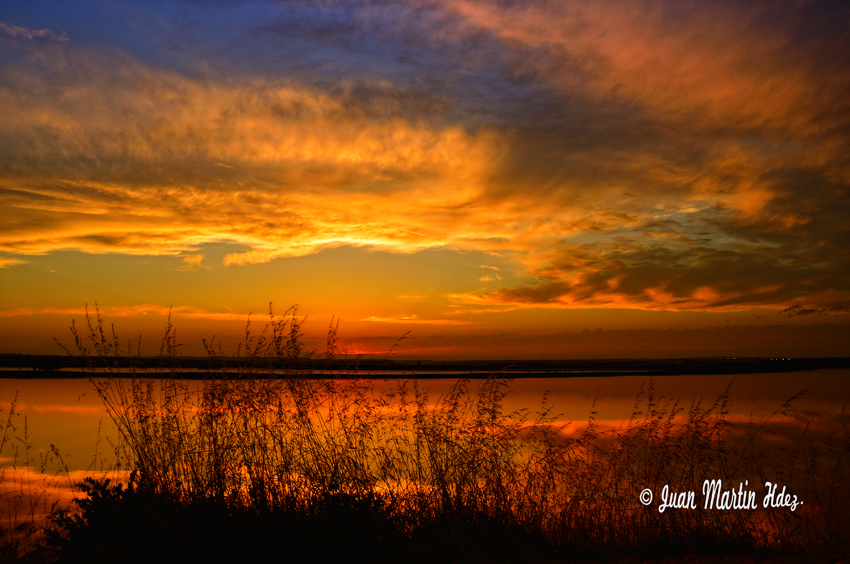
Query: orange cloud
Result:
<box><xmin>0</xmin><ymin>44</ymin><xmax>501</xmax><ymax>262</ymax></box>
<box><xmin>0</xmin><ymin>257</ymin><xmax>25</xmax><ymax>268</ymax></box>
<box><xmin>0</xmin><ymin>304</ymin><xmax>252</xmax><ymax>321</ymax></box>
<box><xmin>360</xmin><ymin>315</ymin><xmax>476</xmax><ymax>325</ymax></box>
<box><xmin>443</xmin><ymin>0</ymin><xmax>849</xmax><ymax>234</ymax></box>
<box><xmin>179</xmin><ymin>254</ymin><xmax>204</xmax><ymax>271</ymax></box>
<box><xmin>447</xmin><ymin>0</ymin><xmax>834</xmax><ymax>137</ymax></box>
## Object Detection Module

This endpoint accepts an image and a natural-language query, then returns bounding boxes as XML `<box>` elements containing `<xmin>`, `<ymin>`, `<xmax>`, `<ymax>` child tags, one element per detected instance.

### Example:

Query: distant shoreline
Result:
<box><xmin>2</xmin><ymin>355</ymin><xmax>848</xmax><ymax>379</ymax></box>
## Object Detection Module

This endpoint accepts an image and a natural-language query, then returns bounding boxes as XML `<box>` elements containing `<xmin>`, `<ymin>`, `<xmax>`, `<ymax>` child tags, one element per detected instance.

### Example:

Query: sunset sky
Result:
<box><xmin>1</xmin><ymin>0</ymin><xmax>849</xmax><ymax>358</ymax></box>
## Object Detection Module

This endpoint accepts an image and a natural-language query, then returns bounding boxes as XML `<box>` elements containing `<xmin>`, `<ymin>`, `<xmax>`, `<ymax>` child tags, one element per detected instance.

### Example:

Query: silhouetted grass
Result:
<box><xmin>1</xmin><ymin>391</ymin><xmax>78</xmax><ymax>564</ymax></box>
<box><xmin>4</xmin><ymin>305</ymin><xmax>849</xmax><ymax>562</ymax></box>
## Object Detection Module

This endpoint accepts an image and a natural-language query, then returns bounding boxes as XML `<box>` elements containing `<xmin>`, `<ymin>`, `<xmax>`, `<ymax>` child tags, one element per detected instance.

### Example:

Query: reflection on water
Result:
<box><xmin>2</xmin><ymin>370</ymin><xmax>848</xmax><ymax>472</ymax></box>
<box><xmin>0</xmin><ymin>370</ymin><xmax>850</xmax><ymax>556</ymax></box>
<box><xmin>1</xmin><ymin>369</ymin><xmax>848</xmax><ymax>527</ymax></box>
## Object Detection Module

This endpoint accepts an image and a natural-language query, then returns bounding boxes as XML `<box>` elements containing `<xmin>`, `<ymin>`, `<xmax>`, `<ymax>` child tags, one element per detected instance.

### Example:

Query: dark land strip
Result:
<box><xmin>1</xmin><ymin>355</ymin><xmax>848</xmax><ymax>379</ymax></box>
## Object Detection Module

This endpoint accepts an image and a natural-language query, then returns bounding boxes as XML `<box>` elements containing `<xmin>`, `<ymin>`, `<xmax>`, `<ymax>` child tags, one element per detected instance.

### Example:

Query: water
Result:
<box><xmin>2</xmin><ymin>369</ymin><xmax>847</xmax><ymax>472</ymax></box>
<box><xmin>1</xmin><ymin>369</ymin><xmax>848</xmax><ymax>525</ymax></box>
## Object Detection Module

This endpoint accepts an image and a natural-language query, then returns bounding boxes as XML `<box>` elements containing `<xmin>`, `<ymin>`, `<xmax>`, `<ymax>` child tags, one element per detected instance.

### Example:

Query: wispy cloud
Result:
<box><xmin>779</xmin><ymin>304</ymin><xmax>849</xmax><ymax>317</ymax></box>
<box><xmin>447</xmin><ymin>0</ymin><xmax>848</xmax><ymax>136</ymax></box>
<box><xmin>360</xmin><ymin>315</ymin><xmax>476</xmax><ymax>325</ymax></box>
<box><xmin>0</xmin><ymin>21</ymin><xmax>68</xmax><ymax>42</ymax></box>
<box><xmin>0</xmin><ymin>304</ymin><xmax>252</xmax><ymax>321</ymax></box>
<box><xmin>0</xmin><ymin>257</ymin><xmax>25</xmax><ymax>268</ymax></box>
<box><xmin>179</xmin><ymin>254</ymin><xmax>204</xmax><ymax>271</ymax></box>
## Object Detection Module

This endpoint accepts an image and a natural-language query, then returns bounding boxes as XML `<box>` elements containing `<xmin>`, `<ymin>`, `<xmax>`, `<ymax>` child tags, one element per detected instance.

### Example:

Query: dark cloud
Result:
<box><xmin>780</xmin><ymin>305</ymin><xmax>850</xmax><ymax>317</ymax></box>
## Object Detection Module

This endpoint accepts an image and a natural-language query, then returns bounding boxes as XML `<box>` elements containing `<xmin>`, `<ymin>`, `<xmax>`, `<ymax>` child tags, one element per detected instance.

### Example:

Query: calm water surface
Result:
<box><xmin>1</xmin><ymin>369</ymin><xmax>848</xmax><ymax>525</ymax></box>
<box><xmin>2</xmin><ymin>369</ymin><xmax>848</xmax><ymax>473</ymax></box>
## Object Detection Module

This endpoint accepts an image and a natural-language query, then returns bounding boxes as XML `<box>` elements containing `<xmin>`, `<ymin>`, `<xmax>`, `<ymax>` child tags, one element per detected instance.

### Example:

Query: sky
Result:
<box><xmin>1</xmin><ymin>0</ymin><xmax>849</xmax><ymax>358</ymax></box>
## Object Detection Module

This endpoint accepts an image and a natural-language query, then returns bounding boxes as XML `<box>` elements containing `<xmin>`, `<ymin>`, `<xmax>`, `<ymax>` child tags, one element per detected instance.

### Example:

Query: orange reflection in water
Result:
<box><xmin>2</xmin><ymin>370</ymin><xmax>847</xmax><ymax>472</ymax></box>
<box><xmin>1</xmin><ymin>369</ymin><xmax>847</xmax><ymax>533</ymax></box>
